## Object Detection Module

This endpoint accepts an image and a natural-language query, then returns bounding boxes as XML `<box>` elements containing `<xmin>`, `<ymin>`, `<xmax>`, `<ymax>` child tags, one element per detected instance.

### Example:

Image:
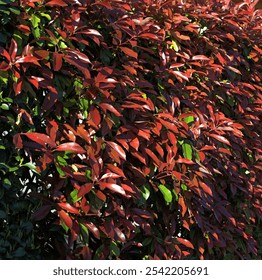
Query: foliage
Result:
<box><xmin>0</xmin><ymin>0</ymin><xmax>261</xmax><ymax>259</ymax></box>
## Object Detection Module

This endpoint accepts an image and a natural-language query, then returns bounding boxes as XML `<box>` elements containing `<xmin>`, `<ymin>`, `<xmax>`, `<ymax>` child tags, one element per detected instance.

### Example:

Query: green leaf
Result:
<box><xmin>158</xmin><ymin>184</ymin><xmax>172</xmax><ymax>204</ymax></box>
<box><xmin>170</xmin><ymin>40</ymin><xmax>180</xmax><ymax>52</ymax></box>
<box><xmin>141</xmin><ymin>185</ymin><xmax>150</xmax><ymax>200</ymax></box>
<box><xmin>3</xmin><ymin>178</ymin><xmax>11</xmax><ymax>189</ymax></box>
<box><xmin>181</xmin><ymin>183</ymin><xmax>188</xmax><ymax>191</ymax></box>
<box><xmin>23</xmin><ymin>162</ymin><xmax>39</xmax><ymax>174</ymax></box>
<box><xmin>40</xmin><ymin>12</ymin><xmax>51</xmax><ymax>21</ymax></box>
<box><xmin>110</xmin><ymin>241</ymin><xmax>120</xmax><ymax>257</ymax></box>
<box><xmin>80</xmin><ymin>223</ymin><xmax>89</xmax><ymax>245</ymax></box>
<box><xmin>70</xmin><ymin>189</ymin><xmax>81</xmax><ymax>203</ymax></box>
<box><xmin>0</xmin><ymin>103</ymin><xmax>9</xmax><ymax>110</ymax></box>
<box><xmin>61</xmin><ymin>221</ymin><xmax>69</xmax><ymax>233</ymax></box>
<box><xmin>182</xmin><ymin>143</ymin><xmax>192</xmax><ymax>160</ymax></box>
<box><xmin>184</xmin><ymin>115</ymin><xmax>194</xmax><ymax>124</ymax></box>
<box><xmin>30</xmin><ymin>14</ymin><xmax>41</xmax><ymax>29</ymax></box>
<box><xmin>57</xmin><ymin>156</ymin><xmax>67</xmax><ymax>167</ymax></box>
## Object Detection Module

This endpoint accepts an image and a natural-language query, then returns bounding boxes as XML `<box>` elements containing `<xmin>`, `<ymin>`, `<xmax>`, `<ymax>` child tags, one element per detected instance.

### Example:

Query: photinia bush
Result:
<box><xmin>0</xmin><ymin>0</ymin><xmax>261</xmax><ymax>259</ymax></box>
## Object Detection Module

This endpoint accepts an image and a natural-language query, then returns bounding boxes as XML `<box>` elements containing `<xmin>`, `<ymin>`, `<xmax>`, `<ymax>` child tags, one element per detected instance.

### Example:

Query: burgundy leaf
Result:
<box><xmin>13</xmin><ymin>134</ymin><xmax>23</xmax><ymax>149</ymax></box>
<box><xmin>32</xmin><ymin>205</ymin><xmax>52</xmax><ymax>221</ymax></box>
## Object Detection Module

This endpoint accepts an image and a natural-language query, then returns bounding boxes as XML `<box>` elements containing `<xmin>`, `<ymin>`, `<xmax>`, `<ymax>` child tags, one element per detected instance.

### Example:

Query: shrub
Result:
<box><xmin>0</xmin><ymin>0</ymin><xmax>261</xmax><ymax>259</ymax></box>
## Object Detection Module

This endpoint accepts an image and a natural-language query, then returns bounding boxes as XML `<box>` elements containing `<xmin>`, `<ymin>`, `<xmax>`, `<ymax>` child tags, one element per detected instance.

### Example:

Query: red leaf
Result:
<box><xmin>95</xmin><ymin>190</ymin><xmax>106</xmax><ymax>201</ymax></box>
<box><xmin>106</xmin><ymin>164</ymin><xmax>126</xmax><ymax>178</ymax></box>
<box><xmin>199</xmin><ymin>181</ymin><xmax>213</xmax><ymax>196</ymax></box>
<box><xmin>9</xmin><ymin>38</ymin><xmax>18</xmax><ymax>61</ymax></box>
<box><xmin>176</xmin><ymin>158</ymin><xmax>195</xmax><ymax>164</ymax></box>
<box><xmin>100</xmin><ymin>172</ymin><xmax>121</xmax><ymax>180</ymax></box>
<box><xmin>58</xmin><ymin>210</ymin><xmax>73</xmax><ymax>228</ymax></box>
<box><xmin>100</xmin><ymin>182</ymin><xmax>126</xmax><ymax>196</ymax></box>
<box><xmin>13</xmin><ymin>79</ymin><xmax>23</xmax><ymax>95</ymax></box>
<box><xmin>46</xmin><ymin>0</ymin><xmax>67</xmax><ymax>6</ymax></box>
<box><xmin>209</xmin><ymin>134</ymin><xmax>231</xmax><ymax>146</ymax></box>
<box><xmin>123</xmin><ymin>65</ymin><xmax>137</xmax><ymax>75</ymax></box>
<box><xmin>178</xmin><ymin>196</ymin><xmax>187</xmax><ymax>217</ymax></box>
<box><xmin>169</xmin><ymin>70</ymin><xmax>189</xmax><ymax>81</ymax></box>
<box><xmin>227</xmin><ymin>66</ymin><xmax>242</xmax><ymax>75</ymax></box>
<box><xmin>57</xmin><ymin>202</ymin><xmax>80</xmax><ymax>215</ymax></box>
<box><xmin>158</xmin><ymin>119</ymin><xmax>178</xmax><ymax>134</ymax></box>
<box><xmin>78</xmin><ymin>183</ymin><xmax>93</xmax><ymax>197</ymax></box>
<box><xmin>56</xmin><ymin>142</ymin><xmax>86</xmax><ymax>153</ymax></box>
<box><xmin>191</xmin><ymin>55</ymin><xmax>210</xmax><ymax>61</ymax></box>
<box><xmin>226</xmin><ymin>33</ymin><xmax>235</xmax><ymax>42</ymax></box>
<box><xmin>15</xmin><ymin>56</ymin><xmax>39</xmax><ymax>64</ymax></box>
<box><xmin>17</xmin><ymin>24</ymin><xmax>31</xmax><ymax>34</ymax></box>
<box><xmin>0</xmin><ymin>46</ymin><xmax>10</xmax><ymax>60</ymax></box>
<box><xmin>140</xmin><ymin>33</ymin><xmax>159</xmax><ymax>40</ymax></box>
<box><xmin>89</xmin><ymin>106</ymin><xmax>101</xmax><ymax>126</ymax></box>
<box><xmin>24</xmin><ymin>132</ymin><xmax>56</xmax><ymax>148</ymax></box>
<box><xmin>107</xmin><ymin>141</ymin><xmax>126</xmax><ymax>160</ymax></box>
<box><xmin>84</xmin><ymin>222</ymin><xmax>100</xmax><ymax>239</ymax></box>
<box><xmin>129</xmin><ymin>137</ymin><xmax>139</xmax><ymax>151</ymax></box>
<box><xmin>177</xmin><ymin>238</ymin><xmax>194</xmax><ymax>249</ymax></box>
<box><xmin>120</xmin><ymin>47</ymin><xmax>137</xmax><ymax>59</ymax></box>
<box><xmin>145</xmin><ymin>148</ymin><xmax>160</xmax><ymax>166</ymax></box>
<box><xmin>121</xmin><ymin>183</ymin><xmax>136</xmax><ymax>194</ymax></box>
<box><xmin>53</xmin><ymin>52</ymin><xmax>63</xmax><ymax>71</ymax></box>
<box><xmin>98</xmin><ymin>103</ymin><xmax>122</xmax><ymax>117</ymax></box>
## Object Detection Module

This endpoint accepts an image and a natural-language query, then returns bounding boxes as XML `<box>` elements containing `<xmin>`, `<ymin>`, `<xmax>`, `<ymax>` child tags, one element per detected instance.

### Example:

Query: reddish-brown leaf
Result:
<box><xmin>56</xmin><ymin>142</ymin><xmax>86</xmax><ymax>153</ymax></box>
<box><xmin>169</xmin><ymin>70</ymin><xmax>189</xmax><ymax>81</ymax></box>
<box><xmin>57</xmin><ymin>202</ymin><xmax>80</xmax><ymax>215</ymax></box>
<box><xmin>46</xmin><ymin>0</ymin><xmax>67</xmax><ymax>6</ymax></box>
<box><xmin>98</xmin><ymin>103</ymin><xmax>122</xmax><ymax>117</ymax></box>
<box><xmin>13</xmin><ymin>134</ymin><xmax>23</xmax><ymax>149</ymax></box>
<box><xmin>140</xmin><ymin>33</ymin><xmax>160</xmax><ymax>40</ymax></box>
<box><xmin>199</xmin><ymin>181</ymin><xmax>213</xmax><ymax>196</ymax></box>
<box><xmin>15</xmin><ymin>56</ymin><xmax>39</xmax><ymax>64</ymax></box>
<box><xmin>191</xmin><ymin>55</ymin><xmax>210</xmax><ymax>61</ymax></box>
<box><xmin>209</xmin><ymin>134</ymin><xmax>231</xmax><ymax>146</ymax></box>
<box><xmin>84</xmin><ymin>222</ymin><xmax>101</xmax><ymax>239</ymax></box>
<box><xmin>107</xmin><ymin>141</ymin><xmax>126</xmax><ymax>160</ymax></box>
<box><xmin>120</xmin><ymin>47</ymin><xmax>138</xmax><ymax>59</ymax></box>
<box><xmin>58</xmin><ymin>210</ymin><xmax>73</xmax><ymax>228</ymax></box>
<box><xmin>9</xmin><ymin>38</ymin><xmax>18</xmax><ymax>61</ymax></box>
<box><xmin>24</xmin><ymin>132</ymin><xmax>56</xmax><ymax>149</ymax></box>
<box><xmin>177</xmin><ymin>238</ymin><xmax>194</xmax><ymax>249</ymax></box>
<box><xmin>53</xmin><ymin>52</ymin><xmax>63</xmax><ymax>71</ymax></box>
<box><xmin>129</xmin><ymin>137</ymin><xmax>139</xmax><ymax>151</ymax></box>
<box><xmin>100</xmin><ymin>182</ymin><xmax>126</xmax><ymax>196</ymax></box>
<box><xmin>100</xmin><ymin>173</ymin><xmax>121</xmax><ymax>180</ymax></box>
<box><xmin>78</xmin><ymin>183</ymin><xmax>93</xmax><ymax>198</ymax></box>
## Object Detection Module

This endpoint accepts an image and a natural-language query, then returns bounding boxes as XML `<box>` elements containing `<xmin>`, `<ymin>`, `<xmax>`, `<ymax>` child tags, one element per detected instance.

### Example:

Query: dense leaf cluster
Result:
<box><xmin>0</xmin><ymin>0</ymin><xmax>261</xmax><ymax>259</ymax></box>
